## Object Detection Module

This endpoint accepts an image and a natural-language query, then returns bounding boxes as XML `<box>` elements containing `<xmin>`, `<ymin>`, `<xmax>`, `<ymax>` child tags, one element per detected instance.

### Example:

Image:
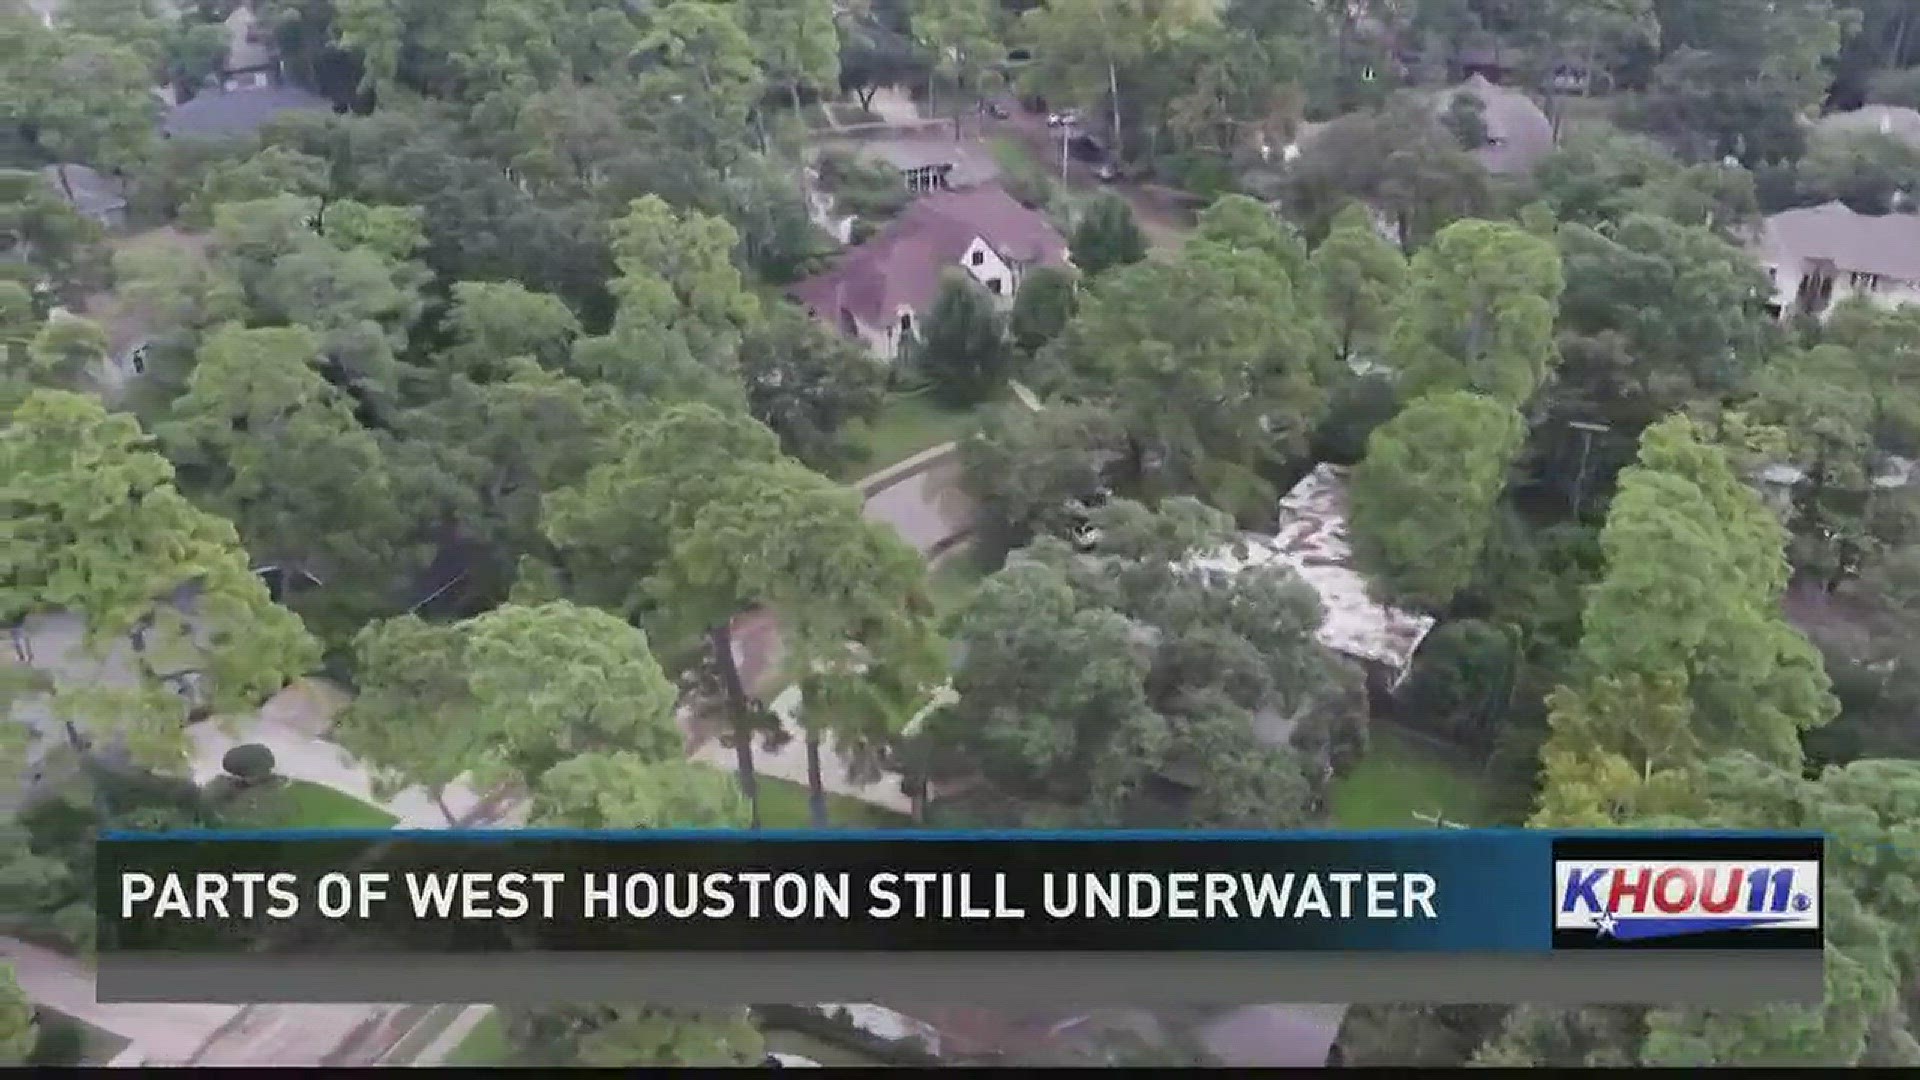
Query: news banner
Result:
<box><xmin>95</xmin><ymin>829</ymin><xmax>1823</xmax><ymax>1007</ymax></box>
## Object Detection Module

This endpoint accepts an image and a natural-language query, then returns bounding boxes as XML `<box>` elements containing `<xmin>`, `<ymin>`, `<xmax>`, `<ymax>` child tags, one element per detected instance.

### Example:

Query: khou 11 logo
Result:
<box><xmin>1553</xmin><ymin>859</ymin><xmax>1820</xmax><ymax>942</ymax></box>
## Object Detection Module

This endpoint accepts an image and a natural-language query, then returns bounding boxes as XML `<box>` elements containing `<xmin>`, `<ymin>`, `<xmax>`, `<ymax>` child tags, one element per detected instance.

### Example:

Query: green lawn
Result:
<box><xmin>31</xmin><ymin>1008</ymin><xmax>131</xmax><ymax>1065</ymax></box>
<box><xmin>828</xmin><ymin>103</ymin><xmax>881</xmax><ymax>127</ymax></box>
<box><xmin>837</xmin><ymin>391</ymin><xmax>989</xmax><ymax>482</ymax></box>
<box><xmin>803</xmin><ymin>102</ymin><xmax>837</xmax><ymax>131</ymax></box>
<box><xmin>446</xmin><ymin>1010</ymin><xmax>512</xmax><ymax>1066</ymax></box>
<box><xmin>1329</xmin><ymin>724</ymin><xmax>1494</xmax><ymax>829</ymax></box>
<box><xmin>754</xmin><ymin>776</ymin><xmax>912</xmax><ymax>829</ymax></box>
<box><xmin>220</xmin><ymin>778</ymin><xmax>399</xmax><ymax>830</ymax></box>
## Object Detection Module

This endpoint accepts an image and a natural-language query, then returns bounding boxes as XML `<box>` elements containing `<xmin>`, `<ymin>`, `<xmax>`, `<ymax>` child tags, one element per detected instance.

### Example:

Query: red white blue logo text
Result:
<box><xmin>1554</xmin><ymin>860</ymin><xmax>1820</xmax><ymax>941</ymax></box>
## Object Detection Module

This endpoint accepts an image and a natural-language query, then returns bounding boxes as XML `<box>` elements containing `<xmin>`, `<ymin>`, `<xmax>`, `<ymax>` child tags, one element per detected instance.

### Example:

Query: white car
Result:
<box><xmin>1046</xmin><ymin>110</ymin><xmax>1079</xmax><ymax>128</ymax></box>
<box><xmin>765</xmin><ymin>1053</ymin><xmax>822</xmax><ymax>1067</ymax></box>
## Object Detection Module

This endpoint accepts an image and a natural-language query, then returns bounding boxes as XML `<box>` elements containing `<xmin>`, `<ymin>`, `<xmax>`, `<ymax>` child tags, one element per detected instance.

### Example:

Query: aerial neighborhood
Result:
<box><xmin>5</xmin><ymin>0</ymin><xmax>1920</xmax><ymax>1070</ymax></box>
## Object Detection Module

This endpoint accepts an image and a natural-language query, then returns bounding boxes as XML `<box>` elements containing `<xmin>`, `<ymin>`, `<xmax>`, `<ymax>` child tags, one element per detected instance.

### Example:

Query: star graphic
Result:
<box><xmin>1594</xmin><ymin>911</ymin><xmax>1619</xmax><ymax>938</ymax></box>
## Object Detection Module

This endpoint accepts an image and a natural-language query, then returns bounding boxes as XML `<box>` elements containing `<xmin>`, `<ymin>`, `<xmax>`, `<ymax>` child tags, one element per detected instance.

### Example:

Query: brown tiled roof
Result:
<box><xmin>790</xmin><ymin>182</ymin><xmax>1068</xmax><ymax>330</ymax></box>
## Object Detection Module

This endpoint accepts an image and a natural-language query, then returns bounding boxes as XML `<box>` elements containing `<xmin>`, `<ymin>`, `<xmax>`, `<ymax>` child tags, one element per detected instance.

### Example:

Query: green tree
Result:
<box><xmin>1491</xmin><ymin>753</ymin><xmax>1920</xmax><ymax>1066</ymax></box>
<box><xmin>23</xmin><ymin>316</ymin><xmax>110</xmax><ymax>389</ymax></box>
<box><xmin>160</xmin><ymin>325</ymin><xmax>425</xmax><ymax>640</ymax></box>
<box><xmin>1310</xmin><ymin>204</ymin><xmax>1408</xmax><ymax>364</ymax></box>
<box><xmin>15</xmin><ymin>31</ymin><xmax>157</xmax><ymax>198</ymax></box>
<box><xmin>3</xmin><ymin>391</ymin><xmax>319</xmax><ymax>772</ymax></box>
<box><xmin>330</xmin><ymin>615</ymin><xmax>479</xmax><ymax>826</ymax></box>
<box><xmin>931</xmin><ymin>498</ymin><xmax>1353</xmax><ymax>825</ymax></box>
<box><xmin>1043</xmin><ymin>240</ymin><xmax>1327</xmax><ymax>522</ymax></box>
<box><xmin>402</xmin><ymin>360</ymin><xmax>630</xmax><ymax>604</ymax></box>
<box><xmin>462</xmin><ymin>601</ymin><xmax>683</xmax><ymax>790</ymax></box>
<box><xmin>1537</xmin><ymin>416</ymin><xmax>1837</xmax><ymax>825</ymax></box>
<box><xmin>530</xmin><ymin>753</ymin><xmax>749</xmax><ymax>830</ymax></box>
<box><xmin>570</xmin><ymin>196</ymin><xmax>759</xmax><ymax>404</ymax></box>
<box><xmin>1795</xmin><ymin>130</ymin><xmax>1920</xmax><ymax>215</ymax></box>
<box><xmin>738</xmin><ymin>305</ymin><xmax>887</xmax><ymax>475</ymax></box>
<box><xmin>439</xmin><ymin>280</ymin><xmax>582</xmax><ymax>380</ymax></box>
<box><xmin>541</xmin><ymin>404</ymin><xmax>788</xmax><ymax>819</ymax></box>
<box><xmin>1008</xmin><ymin>264</ymin><xmax>1079</xmax><ymax>355</ymax></box>
<box><xmin>914</xmin><ymin>274</ymin><xmax>1010</xmax><ymax>406</ymax></box>
<box><xmin>1384</xmin><ymin>218</ymin><xmax>1565</xmax><ymax>408</ymax></box>
<box><xmin>1350</xmin><ymin>391</ymin><xmax>1526</xmax><ymax>611</ymax></box>
<box><xmin>740</xmin><ymin>0</ymin><xmax>839</xmax><ymax>113</ymax></box>
<box><xmin>509</xmin><ymin>747</ymin><xmax>761</xmax><ymax>1067</ymax></box>
<box><xmin>1017</xmin><ymin>0</ymin><xmax>1218</xmax><ymax>163</ymax></box>
<box><xmin>663</xmin><ymin>458</ymin><xmax>945</xmax><ymax>827</ymax></box>
<box><xmin>0</xmin><ymin>964</ymin><xmax>34</xmax><ymax>1066</ymax></box>
<box><xmin>1069</xmin><ymin>193</ymin><xmax>1150</xmax><ymax>278</ymax></box>
<box><xmin>960</xmin><ymin>399</ymin><xmax>1126</xmax><ymax>553</ymax></box>
<box><xmin>912</xmin><ymin>0</ymin><xmax>1001</xmax><ymax>133</ymax></box>
<box><xmin>1281</xmin><ymin>97</ymin><xmax>1492</xmax><ymax>248</ymax></box>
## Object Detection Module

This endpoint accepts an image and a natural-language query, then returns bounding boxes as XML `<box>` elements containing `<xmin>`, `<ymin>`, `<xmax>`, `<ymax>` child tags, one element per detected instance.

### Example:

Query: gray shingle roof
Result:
<box><xmin>1760</xmin><ymin>202</ymin><xmax>1920</xmax><ymax>282</ymax></box>
<box><xmin>1813</xmin><ymin>105</ymin><xmax>1920</xmax><ymax>149</ymax></box>
<box><xmin>1432</xmin><ymin>74</ymin><xmax>1553</xmax><ymax>176</ymax></box>
<box><xmin>39</xmin><ymin>164</ymin><xmax>127</xmax><ymax>219</ymax></box>
<box><xmin>161</xmin><ymin>86</ymin><xmax>332</xmax><ymax>140</ymax></box>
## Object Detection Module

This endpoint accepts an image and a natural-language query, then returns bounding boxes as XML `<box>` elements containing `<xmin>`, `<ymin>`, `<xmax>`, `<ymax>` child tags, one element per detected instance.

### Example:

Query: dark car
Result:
<box><xmin>1067</xmin><ymin>133</ymin><xmax>1104</xmax><ymax>162</ymax></box>
<box><xmin>983</xmin><ymin>100</ymin><xmax>1011</xmax><ymax>119</ymax></box>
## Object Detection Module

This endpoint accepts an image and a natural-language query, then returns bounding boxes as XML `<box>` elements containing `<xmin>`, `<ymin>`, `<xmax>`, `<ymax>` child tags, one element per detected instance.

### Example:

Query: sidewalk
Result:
<box><xmin>1</xmin><ymin>938</ymin><xmax>236</xmax><ymax>1064</ymax></box>
<box><xmin>186</xmin><ymin>679</ymin><xmax>488</xmax><ymax>828</ymax></box>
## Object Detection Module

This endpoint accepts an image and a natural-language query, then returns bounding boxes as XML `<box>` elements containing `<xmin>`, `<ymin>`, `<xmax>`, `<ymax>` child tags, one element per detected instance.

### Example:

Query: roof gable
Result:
<box><xmin>790</xmin><ymin>182</ymin><xmax>1067</xmax><ymax>328</ymax></box>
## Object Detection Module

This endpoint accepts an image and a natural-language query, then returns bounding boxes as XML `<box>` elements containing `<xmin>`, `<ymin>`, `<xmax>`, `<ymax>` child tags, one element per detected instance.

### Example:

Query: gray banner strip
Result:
<box><xmin>99</xmin><ymin>951</ymin><xmax>1819</xmax><ymax>1007</ymax></box>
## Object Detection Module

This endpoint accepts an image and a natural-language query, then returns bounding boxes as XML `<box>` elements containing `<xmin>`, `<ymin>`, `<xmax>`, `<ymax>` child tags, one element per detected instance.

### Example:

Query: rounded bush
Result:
<box><xmin>221</xmin><ymin>743</ymin><xmax>276</xmax><ymax>784</ymax></box>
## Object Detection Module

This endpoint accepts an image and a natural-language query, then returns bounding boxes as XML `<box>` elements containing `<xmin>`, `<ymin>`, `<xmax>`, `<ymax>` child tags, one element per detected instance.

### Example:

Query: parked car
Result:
<box><xmin>1067</xmin><ymin>133</ymin><xmax>1105</xmax><ymax>163</ymax></box>
<box><xmin>1047</xmin><ymin>109</ymin><xmax>1080</xmax><ymax>128</ymax></box>
<box><xmin>1094</xmin><ymin>161</ymin><xmax>1121</xmax><ymax>182</ymax></box>
<box><xmin>983</xmin><ymin>100</ymin><xmax>1011</xmax><ymax>119</ymax></box>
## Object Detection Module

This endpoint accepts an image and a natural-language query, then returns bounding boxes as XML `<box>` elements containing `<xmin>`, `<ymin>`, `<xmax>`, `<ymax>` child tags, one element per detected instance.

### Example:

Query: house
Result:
<box><xmin>220</xmin><ymin>3</ymin><xmax>282</xmax><ymax>91</ymax></box>
<box><xmin>160</xmin><ymin>85</ymin><xmax>333</xmax><ymax>140</ymax></box>
<box><xmin>855</xmin><ymin>139</ymin><xmax>999</xmax><ymax>193</ymax></box>
<box><xmin>789</xmin><ymin>182</ymin><xmax>1070</xmax><ymax>361</ymax></box>
<box><xmin>5</xmin><ymin>596</ymin><xmax>209</xmax><ymax>814</ymax></box>
<box><xmin>1811</xmin><ymin>105</ymin><xmax>1920</xmax><ymax>150</ymax></box>
<box><xmin>1428</xmin><ymin>73</ymin><xmax>1554</xmax><ymax>176</ymax></box>
<box><xmin>1182</xmin><ymin>464</ymin><xmax>1437</xmax><ymax>703</ymax></box>
<box><xmin>39</xmin><ymin>164</ymin><xmax>128</xmax><ymax>229</ymax></box>
<box><xmin>1755</xmin><ymin>202</ymin><xmax>1920</xmax><ymax>319</ymax></box>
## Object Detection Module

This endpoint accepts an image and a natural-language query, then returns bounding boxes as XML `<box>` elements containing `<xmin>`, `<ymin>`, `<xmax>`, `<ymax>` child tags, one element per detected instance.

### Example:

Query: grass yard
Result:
<box><xmin>31</xmin><ymin>1008</ymin><xmax>131</xmax><ymax>1065</ymax></box>
<box><xmin>1328</xmin><ymin>724</ymin><xmax>1494</xmax><ymax>829</ymax></box>
<box><xmin>446</xmin><ymin>1010</ymin><xmax>512</xmax><ymax>1066</ymax></box>
<box><xmin>754</xmin><ymin>776</ymin><xmax>912</xmax><ymax>830</ymax></box>
<box><xmin>828</xmin><ymin>102</ymin><xmax>881</xmax><ymax>127</ymax></box>
<box><xmin>837</xmin><ymin>390</ymin><xmax>989</xmax><ymax>482</ymax></box>
<box><xmin>220</xmin><ymin>778</ymin><xmax>399</xmax><ymax>830</ymax></box>
<box><xmin>802</xmin><ymin>101</ymin><xmax>837</xmax><ymax>131</ymax></box>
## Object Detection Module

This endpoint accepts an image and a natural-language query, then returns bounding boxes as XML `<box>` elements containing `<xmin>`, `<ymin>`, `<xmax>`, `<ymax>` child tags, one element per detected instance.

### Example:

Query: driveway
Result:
<box><xmin>2</xmin><ymin>938</ymin><xmax>236</xmax><ymax>1062</ymax></box>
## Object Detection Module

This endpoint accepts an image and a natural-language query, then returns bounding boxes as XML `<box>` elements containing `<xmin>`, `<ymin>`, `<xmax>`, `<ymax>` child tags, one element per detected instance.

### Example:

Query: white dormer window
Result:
<box><xmin>1850</xmin><ymin>270</ymin><xmax>1882</xmax><ymax>291</ymax></box>
<box><xmin>970</xmin><ymin>250</ymin><xmax>985</xmax><ymax>266</ymax></box>
<box><xmin>899</xmin><ymin>313</ymin><xmax>913</xmax><ymax>335</ymax></box>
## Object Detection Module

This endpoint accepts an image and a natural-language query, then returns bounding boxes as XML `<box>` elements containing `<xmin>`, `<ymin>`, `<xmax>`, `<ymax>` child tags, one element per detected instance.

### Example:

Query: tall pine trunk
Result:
<box><xmin>708</xmin><ymin>623</ymin><xmax>761</xmax><ymax>829</ymax></box>
<box><xmin>804</xmin><ymin>724</ymin><xmax>829</xmax><ymax>828</ymax></box>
